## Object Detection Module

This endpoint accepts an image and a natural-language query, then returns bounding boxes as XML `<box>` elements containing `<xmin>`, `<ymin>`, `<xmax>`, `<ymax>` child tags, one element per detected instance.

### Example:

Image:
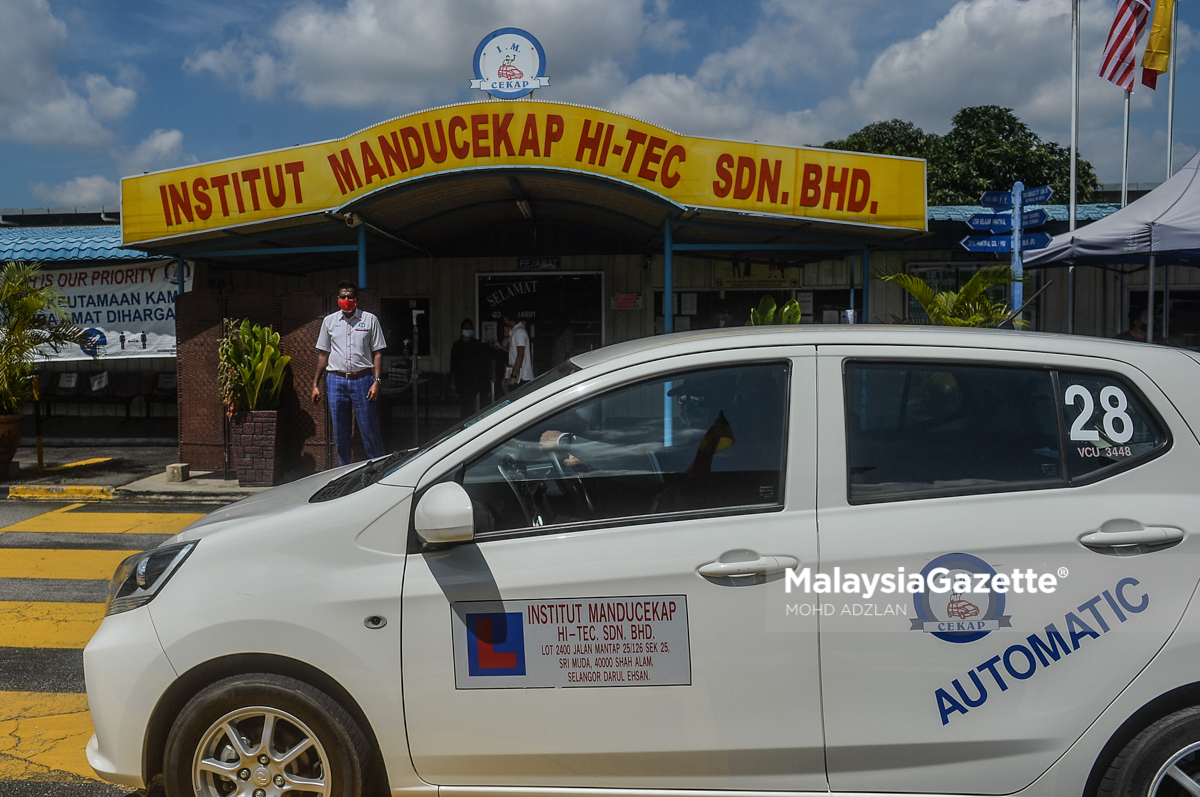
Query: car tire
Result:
<box><xmin>163</xmin><ymin>673</ymin><xmax>371</xmax><ymax>797</ymax></box>
<box><xmin>1099</xmin><ymin>706</ymin><xmax>1200</xmax><ymax>796</ymax></box>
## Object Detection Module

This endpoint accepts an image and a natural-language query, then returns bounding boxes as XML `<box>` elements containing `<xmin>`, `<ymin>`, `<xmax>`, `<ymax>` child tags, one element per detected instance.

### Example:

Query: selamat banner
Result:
<box><xmin>121</xmin><ymin>100</ymin><xmax>927</xmax><ymax>245</ymax></box>
<box><xmin>36</xmin><ymin>260</ymin><xmax>191</xmax><ymax>361</ymax></box>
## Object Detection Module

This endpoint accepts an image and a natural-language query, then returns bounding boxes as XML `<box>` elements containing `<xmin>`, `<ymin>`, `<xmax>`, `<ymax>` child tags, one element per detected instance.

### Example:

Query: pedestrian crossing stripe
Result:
<box><xmin>0</xmin><ymin>504</ymin><xmax>213</xmax><ymax>785</ymax></box>
<box><xmin>0</xmin><ymin>690</ymin><xmax>98</xmax><ymax>782</ymax></box>
<box><xmin>0</xmin><ymin>550</ymin><xmax>136</xmax><ymax>581</ymax></box>
<box><xmin>0</xmin><ymin>504</ymin><xmax>204</xmax><ymax>536</ymax></box>
<box><xmin>0</xmin><ymin>603</ymin><xmax>105</xmax><ymax>649</ymax></box>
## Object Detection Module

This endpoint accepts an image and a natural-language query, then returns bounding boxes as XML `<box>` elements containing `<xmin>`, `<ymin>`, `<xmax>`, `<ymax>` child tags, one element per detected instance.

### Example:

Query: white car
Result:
<box><xmin>85</xmin><ymin>326</ymin><xmax>1200</xmax><ymax>797</ymax></box>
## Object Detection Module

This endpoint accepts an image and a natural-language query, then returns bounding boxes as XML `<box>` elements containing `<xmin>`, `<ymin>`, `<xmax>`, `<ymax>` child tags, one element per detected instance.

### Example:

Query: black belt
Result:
<box><xmin>328</xmin><ymin>369</ymin><xmax>372</xmax><ymax>379</ymax></box>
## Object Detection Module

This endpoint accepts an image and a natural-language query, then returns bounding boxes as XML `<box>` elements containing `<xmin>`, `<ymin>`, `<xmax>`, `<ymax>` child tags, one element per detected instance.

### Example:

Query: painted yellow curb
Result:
<box><xmin>5</xmin><ymin>485</ymin><xmax>114</xmax><ymax>501</ymax></box>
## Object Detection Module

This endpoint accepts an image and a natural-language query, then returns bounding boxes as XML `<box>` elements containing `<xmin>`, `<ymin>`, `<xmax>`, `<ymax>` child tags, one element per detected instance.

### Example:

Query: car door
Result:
<box><xmin>401</xmin><ymin>348</ymin><xmax>825</xmax><ymax>791</ymax></box>
<box><xmin>814</xmin><ymin>345</ymin><xmax>1200</xmax><ymax>794</ymax></box>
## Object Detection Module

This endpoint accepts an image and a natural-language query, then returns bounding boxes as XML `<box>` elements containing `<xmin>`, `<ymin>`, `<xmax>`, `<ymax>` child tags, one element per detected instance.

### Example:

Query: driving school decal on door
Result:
<box><xmin>451</xmin><ymin>597</ymin><xmax>691</xmax><ymax>689</ymax></box>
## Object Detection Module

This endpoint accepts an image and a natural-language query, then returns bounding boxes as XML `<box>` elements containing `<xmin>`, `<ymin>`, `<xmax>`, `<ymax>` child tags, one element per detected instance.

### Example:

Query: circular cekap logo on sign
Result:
<box><xmin>910</xmin><ymin>552</ymin><xmax>1012</xmax><ymax>644</ymax></box>
<box><xmin>471</xmin><ymin>28</ymin><xmax>550</xmax><ymax>99</ymax></box>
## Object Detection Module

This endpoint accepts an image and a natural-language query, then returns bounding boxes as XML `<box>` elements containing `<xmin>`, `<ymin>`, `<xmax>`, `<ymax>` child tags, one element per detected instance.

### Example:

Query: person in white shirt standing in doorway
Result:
<box><xmin>311</xmin><ymin>281</ymin><xmax>388</xmax><ymax>465</ymax></box>
<box><xmin>493</xmin><ymin>313</ymin><xmax>533</xmax><ymax>390</ymax></box>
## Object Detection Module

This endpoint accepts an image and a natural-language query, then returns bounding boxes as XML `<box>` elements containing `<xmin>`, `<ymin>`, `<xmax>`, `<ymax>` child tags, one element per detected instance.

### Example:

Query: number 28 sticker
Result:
<box><xmin>1065</xmin><ymin>385</ymin><xmax>1134</xmax><ymax>444</ymax></box>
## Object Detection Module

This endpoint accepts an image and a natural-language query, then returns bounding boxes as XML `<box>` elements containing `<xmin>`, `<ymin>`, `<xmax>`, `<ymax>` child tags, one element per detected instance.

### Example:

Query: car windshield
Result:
<box><xmin>309</xmin><ymin>360</ymin><xmax>582</xmax><ymax>502</ymax></box>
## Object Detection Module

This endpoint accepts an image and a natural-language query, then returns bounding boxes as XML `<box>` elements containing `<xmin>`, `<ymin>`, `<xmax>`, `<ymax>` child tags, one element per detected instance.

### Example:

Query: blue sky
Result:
<box><xmin>2</xmin><ymin>0</ymin><xmax>1197</xmax><ymax>209</ymax></box>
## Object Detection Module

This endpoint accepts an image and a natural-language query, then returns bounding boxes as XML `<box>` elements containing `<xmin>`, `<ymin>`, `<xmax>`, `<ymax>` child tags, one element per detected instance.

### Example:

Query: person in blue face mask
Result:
<box><xmin>450</xmin><ymin>318</ymin><xmax>489</xmax><ymax>418</ymax></box>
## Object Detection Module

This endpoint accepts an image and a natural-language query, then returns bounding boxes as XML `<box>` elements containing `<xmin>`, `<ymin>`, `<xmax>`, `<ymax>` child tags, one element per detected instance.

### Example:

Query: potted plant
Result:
<box><xmin>218</xmin><ymin>318</ymin><xmax>291</xmax><ymax>487</ymax></box>
<box><xmin>0</xmin><ymin>261</ymin><xmax>85</xmax><ymax>473</ymax></box>
<box><xmin>747</xmin><ymin>295</ymin><xmax>802</xmax><ymax>325</ymax></box>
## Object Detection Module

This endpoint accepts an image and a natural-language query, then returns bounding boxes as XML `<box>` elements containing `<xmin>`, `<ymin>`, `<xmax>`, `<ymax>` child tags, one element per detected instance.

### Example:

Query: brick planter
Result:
<box><xmin>230</xmin><ymin>410</ymin><xmax>281</xmax><ymax>487</ymax></box>
<box><xmin>0</xmin><ymin>414</ymin><xmax>20</xmax><ymax>472</ymax></box>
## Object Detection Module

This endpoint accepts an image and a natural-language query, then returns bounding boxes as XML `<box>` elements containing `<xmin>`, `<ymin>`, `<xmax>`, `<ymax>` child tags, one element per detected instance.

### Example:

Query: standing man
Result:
<box><xmin>1114</xmin><ymin>308</ymin><xmax>1149</xmax><ymax>342</ymax></box>
<box><xmin>449</xmin><ymin>318</ymin><xmax>488</xmax><ymax>417</ymax></box>
<box><xmin>312</xmin><ymin>281</ymin><xmax>388</xmax><ymax>465</ymax></box>
<box><xmin>493</xmin><ymin>313</ymin><xmax>534</xmax><ymax>389</ymax></box>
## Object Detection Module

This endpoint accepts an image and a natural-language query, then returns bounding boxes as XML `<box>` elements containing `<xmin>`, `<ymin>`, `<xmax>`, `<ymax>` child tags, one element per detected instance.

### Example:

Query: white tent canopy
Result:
<box><xmin>1027</xmin><ymin>151</ymin><xmax>1200</xmax><ymax>267</ymax></box>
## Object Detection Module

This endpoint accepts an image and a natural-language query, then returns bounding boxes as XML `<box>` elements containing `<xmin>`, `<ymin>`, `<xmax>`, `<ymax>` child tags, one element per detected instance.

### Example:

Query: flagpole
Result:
<box><xmin>1069</xmin><ymin>0</ymin><xmax>1079</xmax><ymax>334</ymax></box>
<box><xmin>1122</xmin><ymin>90</ymin><xmax>1132</xmax><ymax>206</ymax></box>
<box><xmin>1167</xmin><ymin>0</ymin><xmax>1178</xmax><ymax>177</ymax></box>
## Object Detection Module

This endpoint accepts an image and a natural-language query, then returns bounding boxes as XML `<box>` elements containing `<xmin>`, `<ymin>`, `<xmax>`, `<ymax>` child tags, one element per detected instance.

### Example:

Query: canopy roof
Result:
<box><xmin>1026</xmin><ymin>151</ymin><xmax>1200</xmax><ymax>268</ymax></box>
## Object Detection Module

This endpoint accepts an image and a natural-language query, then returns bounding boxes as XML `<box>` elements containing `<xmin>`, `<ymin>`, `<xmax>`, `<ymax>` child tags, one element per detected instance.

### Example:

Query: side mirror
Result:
<box><xmin>415</xmin><ymin>482</ymin><xmax>475</xmax><ymax>544</ymax></box>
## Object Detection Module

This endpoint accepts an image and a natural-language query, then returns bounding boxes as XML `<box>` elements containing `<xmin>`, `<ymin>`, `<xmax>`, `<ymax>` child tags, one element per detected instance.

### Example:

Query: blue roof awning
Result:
<box><xmin>928</xmin><ymin>204</ymin><xmax>1121</xmax><ymax>222</ymax></box>
<box><xmin>0</xmin><ymin>226</ymin><xmax>153</xmax><ymax>263</ymax></box>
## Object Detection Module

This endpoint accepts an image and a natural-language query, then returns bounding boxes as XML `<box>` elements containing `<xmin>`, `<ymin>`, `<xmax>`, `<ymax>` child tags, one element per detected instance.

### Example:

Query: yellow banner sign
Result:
<box><xmin>121</xmin><ymin>101</ymin><xmax>926</xmax><ymax>245</ymax></box>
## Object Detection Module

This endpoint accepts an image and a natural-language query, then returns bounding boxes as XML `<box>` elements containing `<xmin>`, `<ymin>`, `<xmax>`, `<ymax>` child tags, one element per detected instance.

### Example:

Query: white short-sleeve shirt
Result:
<box><xmin>507</xmin><ymin>322</ymin><xmax>534</xmax><ymax>382</ymax></box>
<box><xmin>315</xmin><ymin>309</ymin><xmax>387</xmax><ymax>373</ymax></box>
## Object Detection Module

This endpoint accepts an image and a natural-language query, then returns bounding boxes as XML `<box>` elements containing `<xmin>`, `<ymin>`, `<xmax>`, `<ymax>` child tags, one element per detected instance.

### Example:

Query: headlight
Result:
<box><xmin>105</xmin><ymin>541</ymin><xmax>197</xmax><ymax>616</ymax></box>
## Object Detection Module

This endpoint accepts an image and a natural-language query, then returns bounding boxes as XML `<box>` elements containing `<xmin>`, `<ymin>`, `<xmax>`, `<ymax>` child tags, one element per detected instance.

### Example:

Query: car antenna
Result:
<box><xmin>997</xmin><ymin>280</ymin><xmax>1053</xmax><ymax>330</ymax></box>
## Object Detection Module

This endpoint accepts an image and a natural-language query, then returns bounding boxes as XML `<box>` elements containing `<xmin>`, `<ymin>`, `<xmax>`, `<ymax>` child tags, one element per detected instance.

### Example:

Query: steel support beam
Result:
<box><xmin>358</xmin><ymin>223</ymin><xmax>367</xmax><ymax>288</ymax></box>
<box><xmin>174</xmin><ymin>245</ymin><xmax>360</xmax><ymax>258</ymax></box>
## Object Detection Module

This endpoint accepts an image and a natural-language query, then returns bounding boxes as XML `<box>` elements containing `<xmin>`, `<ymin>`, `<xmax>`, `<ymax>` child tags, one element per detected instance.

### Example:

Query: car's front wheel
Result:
<box><xmin>1100</xmin><ymin>706</ymin><xmax>1200</xmax><ymax>796</ymax></box>
<box><xmin>163</xmin><ymin>673</ymin><xmax>370</xmax><ymax>797</ymax></box>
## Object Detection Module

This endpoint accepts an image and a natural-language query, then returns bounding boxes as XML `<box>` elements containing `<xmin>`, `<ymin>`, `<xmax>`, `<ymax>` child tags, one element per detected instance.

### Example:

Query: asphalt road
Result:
<box><xmin>0</xmin><ymin>500</ymin><xmax>215</xmax><ymax>797</ymax></box>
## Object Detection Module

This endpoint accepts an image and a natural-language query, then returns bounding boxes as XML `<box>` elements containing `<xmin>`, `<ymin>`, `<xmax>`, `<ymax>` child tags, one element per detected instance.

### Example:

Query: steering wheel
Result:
<box><xmin>497</xmin><ymin>458</ymin><xmax>545</xmax><ymax>528</ymax></box>
<box><xmin>548</xmin><ymin>450</ymin><xmax>596</xmax><ymax>515</ymax></box>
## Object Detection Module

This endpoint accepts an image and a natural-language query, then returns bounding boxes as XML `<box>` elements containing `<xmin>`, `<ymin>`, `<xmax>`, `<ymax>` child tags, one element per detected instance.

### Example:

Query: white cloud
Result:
<box><xmin>118</xmin><ymin>128</ymin><xmax>195</xmax><ymax>177</ymax></box>
<box><xmin>30</xmin><ymin>175</ymin><xmax>119</xmax><ymax>206</ymax></box>
<box><xmin>184</xmin><ymin>0</ymin><xmax>681</xmax><ymax>109</ymax></box>
<box><xmin>693</xmin><ymin>0</ymin><xmax>860</xmax><ymax>92</ymax></box>
<box><xmin>644</xmin><ymin>0</ymin><xmax>687</xmax><ymax>54</ymax></box>
<box><xmin>85</xmin><ymin>74</ymin><xmax>137</xmax><ymax>120</ymax></box>
<box><xmin>0</xmin><ymin>0</ymin><xmax>136</xmax><ymax>149</ymax></box>
<box><xmin>611</xmin><ymin>0</ymin><xmax>1196</xmax><ymax>183</ymax></box>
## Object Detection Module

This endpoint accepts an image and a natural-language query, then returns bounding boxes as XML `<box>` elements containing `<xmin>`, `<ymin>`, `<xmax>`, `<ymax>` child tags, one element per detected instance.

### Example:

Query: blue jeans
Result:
<box><xmin>327</xmin><ymin>373</ymin><xmax>385</xmax><ymax>466</ymax></box>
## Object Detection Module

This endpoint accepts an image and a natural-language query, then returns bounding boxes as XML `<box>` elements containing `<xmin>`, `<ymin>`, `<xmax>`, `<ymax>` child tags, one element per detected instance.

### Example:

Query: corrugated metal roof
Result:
<box><xmin>0</xmin><ymin>226</ymin><xmax>152</xmax><ymax>262</ymax></box>
<box><xmin>928</xmin><ymin>204</ymin><xmax>1120</xmax><ymax>222</ymax></box>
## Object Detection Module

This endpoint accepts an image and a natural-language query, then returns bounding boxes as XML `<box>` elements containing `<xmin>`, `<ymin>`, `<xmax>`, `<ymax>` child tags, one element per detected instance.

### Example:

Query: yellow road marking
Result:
<box><xmin>43</xmin><ymin>458</ymin><xmax>112</xmax><ymax>472</ymax></box>
<box><xmin>0</xmin><ymin>691</ymin><xmax>100</xmax><ymax>782</ymax></box>
<box><xmin>0</xmin><ymin>602</ymin><xmax>105</xmax><ymax>648</ymax></box>
<box><xmin>1</xmin><ymin>510</ymin><xmax>204</xmax><ymax>535</ymax></box>
<box><xmin>0</xmin><ymin>550</ymin><xmax>134</xmax><ymax>581</ymax></box>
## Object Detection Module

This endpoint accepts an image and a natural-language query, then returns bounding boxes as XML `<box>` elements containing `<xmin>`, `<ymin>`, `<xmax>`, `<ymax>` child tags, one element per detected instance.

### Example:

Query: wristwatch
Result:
<box><xmin>374</xmin><ymin>377</ymin><xmax>382</xmax><ymax>384</ymax></box>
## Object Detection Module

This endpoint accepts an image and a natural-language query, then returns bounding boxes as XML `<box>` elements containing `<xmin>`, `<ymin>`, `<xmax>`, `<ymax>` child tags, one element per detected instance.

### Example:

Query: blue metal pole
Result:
<box><xmin>663</xmin><ymin>219</ymin><xmax>674</xmax><ymax>334</ymax></box>
<box><xmin>1012</xmin><ymin>182</ymin><xmax>1024</xmax><ymax>321</ymax></box>
<box><xmin>357</xmin><ymin>222</ymin><xmax>367</xmax><ymax>289</ymax></box>
<box><xmin>861</xmin><ymin>249</ymin><xmax>870</xmax><ymax>323</ymax></box>
<box><xmin>663</xmin><ymin>219</ymin><xmax>674</xmax><ymax>448</ymax></box>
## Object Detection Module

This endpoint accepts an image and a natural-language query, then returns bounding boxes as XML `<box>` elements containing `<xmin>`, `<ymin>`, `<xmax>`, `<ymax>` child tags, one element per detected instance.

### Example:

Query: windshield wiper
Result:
<box><xmin>309</xmin><ymin>448</ymin><xmax>416</xmax><ymax>502</ymax></box>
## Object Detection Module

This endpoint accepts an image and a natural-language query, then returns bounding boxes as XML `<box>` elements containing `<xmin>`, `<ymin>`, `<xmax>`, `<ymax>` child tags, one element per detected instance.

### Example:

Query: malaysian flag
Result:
<box><xmin>1099</xmin><ymin>0</ymin><xmax>1153</xmax><ymax>90</ymax></box>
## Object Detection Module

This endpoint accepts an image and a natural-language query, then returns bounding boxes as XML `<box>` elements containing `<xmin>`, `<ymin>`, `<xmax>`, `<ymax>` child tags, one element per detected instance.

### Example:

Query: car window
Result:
<box><xmin>845</xmin><ymin>362</ymin><xmax>1062</xmax><ymax>503</ymax></box>
<box><xmin>1059</xmin><ymin>371</ymin><xmax>1167</xmax><ymax>481</ymax></box>
<box><xmin>462</xmin><ymin>361</ymin><xmax>790</xmax><ymax>534</ymax></box>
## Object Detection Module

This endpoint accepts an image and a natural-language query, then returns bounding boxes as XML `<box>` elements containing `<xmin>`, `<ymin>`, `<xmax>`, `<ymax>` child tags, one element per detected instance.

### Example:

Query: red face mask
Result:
<box><xmin>338</xmin><ymin>297</ymin><xmax>357</xmax><ymax>313</ymax></box>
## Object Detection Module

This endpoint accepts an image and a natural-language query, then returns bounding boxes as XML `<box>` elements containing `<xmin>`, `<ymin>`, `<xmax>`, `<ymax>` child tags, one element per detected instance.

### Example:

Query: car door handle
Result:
<box><xmin>698</xmin><ymin>555</ymin><xmax>799</xmax><ymax>577</ymax></box>
<box><xmin>1079</xmin><ymin>526</ymin><xmax>1183</xmax><ymax>548</ymax></box>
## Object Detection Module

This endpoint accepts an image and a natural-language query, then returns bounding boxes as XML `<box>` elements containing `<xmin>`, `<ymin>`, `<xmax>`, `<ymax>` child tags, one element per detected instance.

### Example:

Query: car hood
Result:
<box><xmin>176</xmin><ymin>464</ymin><xmax>360</xmax><ymax>540</ymax></box>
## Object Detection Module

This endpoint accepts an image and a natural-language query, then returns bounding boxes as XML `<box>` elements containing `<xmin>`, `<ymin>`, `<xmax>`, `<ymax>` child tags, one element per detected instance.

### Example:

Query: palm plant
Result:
<box><xmin>0</xmin><ymin>261</ymin><xmax>85</xmax><ymax>415</ymax></box>
<box><xmin>217</xmin><ymin>318</ymin><xmax>291</xmax><ymax>418</ymax></box>
<box><xmin>877</xmin><ymin>265</ymin><xmax>1026</xmax><ymax>327</ymax></box>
